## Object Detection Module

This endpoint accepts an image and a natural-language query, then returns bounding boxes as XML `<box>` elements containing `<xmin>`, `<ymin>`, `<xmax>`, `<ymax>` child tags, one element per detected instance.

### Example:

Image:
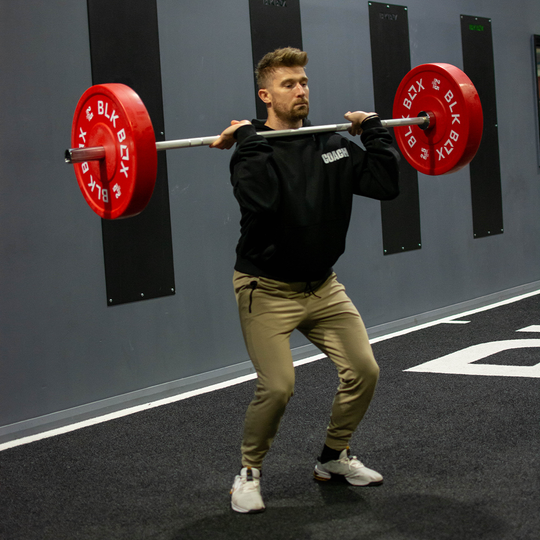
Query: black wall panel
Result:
<box><xmin>533</xmin><ymin>35</ymin><xmax>540</xmax><ymax>168</ymax></box>
<box><xmin>249</xmin><ymin>0</ymin><xmax>303</xmax><ymax>119</ymax></box>
<box><xmin>87</xmin><ymin>0</ymin><xmax>175</xmax><ymax>305</ymax></box>
<box><xmin>461</xmin><ymin>15</ymin><xmax>504</xmax><ymax>238</ymax></box>
<box><xmin>368</xmin><ymin>2</ymin><xmax>422</xmax><ymax>255</ymax></box>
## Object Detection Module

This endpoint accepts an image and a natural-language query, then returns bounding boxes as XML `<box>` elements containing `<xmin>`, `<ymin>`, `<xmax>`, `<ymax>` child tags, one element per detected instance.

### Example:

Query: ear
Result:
<box><xmin>258</xmin><ymin>88</ymin><xmax>271</xmax><ymax>105</ymax></box>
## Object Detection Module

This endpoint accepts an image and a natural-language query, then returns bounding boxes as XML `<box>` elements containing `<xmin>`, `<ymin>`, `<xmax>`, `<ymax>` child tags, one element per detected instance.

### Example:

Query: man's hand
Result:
<box><xmin>210</xmin><ymin>120</ymin><xmax>252</xmax><ymax>150</ymax></box>
<box><xmin>344</xmin><ymin>111</ymin><xmax>378</xmax><ymax>137</ymax></box>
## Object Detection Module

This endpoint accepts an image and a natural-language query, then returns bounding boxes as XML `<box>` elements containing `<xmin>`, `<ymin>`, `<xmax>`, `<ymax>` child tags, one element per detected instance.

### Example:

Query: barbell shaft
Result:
<box><xmin>64</xmin><ymin>115</ymin><xmax>430</xmax><ymax>164</ymax></box>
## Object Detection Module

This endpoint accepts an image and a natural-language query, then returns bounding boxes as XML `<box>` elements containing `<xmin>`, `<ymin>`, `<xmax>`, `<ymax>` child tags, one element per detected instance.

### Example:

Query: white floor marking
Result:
<box><xmin>517</xmin><ymin>325</ymin><xmax>540</xmax><ymax>333</ymax></box>
<box><xmin>370</xmin><ymin>289</ymin><xmax>540</xmax><ymax>345</ymax></box>
<box><xmin>405</xmin><ymin>339</ymin><xmax>540</xmax><ymax>378</ymax></box>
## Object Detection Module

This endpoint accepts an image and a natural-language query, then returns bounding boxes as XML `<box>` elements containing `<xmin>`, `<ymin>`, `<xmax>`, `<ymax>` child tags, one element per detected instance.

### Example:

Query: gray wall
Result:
<box><xmin>1</xmin><ymin>0</ymin><xmax>539</xmax><ymax>442</ymax></box>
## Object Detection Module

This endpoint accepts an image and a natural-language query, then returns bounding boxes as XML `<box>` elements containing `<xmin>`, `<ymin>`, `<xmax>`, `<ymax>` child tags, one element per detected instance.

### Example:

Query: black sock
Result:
<box><xmin>319</xmin><ymin>444</ymin><xmax>344</xmax><ymax>463</ymax></box>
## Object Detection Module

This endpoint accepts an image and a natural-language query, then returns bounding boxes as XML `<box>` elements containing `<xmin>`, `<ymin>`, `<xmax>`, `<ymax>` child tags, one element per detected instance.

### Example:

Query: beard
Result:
<box><xmin>273</xmin><ymin>99</ymin><xmax>310</xmax><ymax>124</ymax></box>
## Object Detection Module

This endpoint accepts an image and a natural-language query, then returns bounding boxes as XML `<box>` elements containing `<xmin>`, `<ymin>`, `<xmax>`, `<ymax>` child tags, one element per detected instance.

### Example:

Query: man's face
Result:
<box><xmin>260</xmin><ymin>66</ymin><xmax>310</xmax><ymax>123</ymax></box>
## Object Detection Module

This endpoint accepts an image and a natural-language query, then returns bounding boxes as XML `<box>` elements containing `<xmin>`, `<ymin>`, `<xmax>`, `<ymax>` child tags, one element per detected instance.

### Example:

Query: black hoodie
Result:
<box><xmin>230</xmin><ymin>117</ymin><xmax>400</xmax><ymax>282</ymax></box>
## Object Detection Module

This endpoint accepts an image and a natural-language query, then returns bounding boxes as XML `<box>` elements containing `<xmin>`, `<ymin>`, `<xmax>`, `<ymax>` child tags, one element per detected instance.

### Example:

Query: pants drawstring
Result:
<box><xmin>303</xmin><ymin>281</ymin><xmax>322</xmax><ymax>298</ymax></box>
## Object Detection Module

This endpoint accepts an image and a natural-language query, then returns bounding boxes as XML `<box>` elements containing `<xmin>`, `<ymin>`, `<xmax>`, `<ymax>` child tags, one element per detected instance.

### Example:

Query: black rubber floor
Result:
<box><xmin>1</xmin><ymin>294</ymin><xmax>538</xmax><ymax>539</ymax></box>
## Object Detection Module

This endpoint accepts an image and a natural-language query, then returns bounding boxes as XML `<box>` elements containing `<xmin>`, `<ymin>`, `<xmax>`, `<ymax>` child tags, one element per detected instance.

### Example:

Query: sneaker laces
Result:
<box><xmin>240</xmin><ymin>479</ymin><xmax>260</xmax><ymax>493</ymax></box>
<box><xmin>236</xmin><ymin>468</ymin><xmax>260</xmax><ymax>492</ymax></box>
<box><xmin>339</xmin><ymin>452</ymin><xmax>365</xmax><ymax>471</ymax></box>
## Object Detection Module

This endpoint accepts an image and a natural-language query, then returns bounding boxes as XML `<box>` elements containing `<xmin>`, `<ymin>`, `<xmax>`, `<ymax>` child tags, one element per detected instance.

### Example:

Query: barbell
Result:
<box><xmin>65</xmin><ymin>62</ymin><xmax>483</xmax><ymax>220</ymax></box>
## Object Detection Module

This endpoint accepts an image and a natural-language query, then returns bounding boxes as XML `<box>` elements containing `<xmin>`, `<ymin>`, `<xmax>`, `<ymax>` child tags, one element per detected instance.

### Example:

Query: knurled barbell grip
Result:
<box><xmin>64</xmin><ymin>115</ymin><xmax>430</xmax><ymax>164</ymax></box>
<box><xmin>155</xmin><ymin>116</ymin><xmax>431</xmax><ymax>150</ymax></box>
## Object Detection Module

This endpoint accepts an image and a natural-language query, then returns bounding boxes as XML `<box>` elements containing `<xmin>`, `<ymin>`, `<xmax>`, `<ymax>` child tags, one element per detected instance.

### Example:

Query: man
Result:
<box><xmin>210</xmin><ymin>47</ymin><xmax>400</xmax><ymax>513</ymax></box>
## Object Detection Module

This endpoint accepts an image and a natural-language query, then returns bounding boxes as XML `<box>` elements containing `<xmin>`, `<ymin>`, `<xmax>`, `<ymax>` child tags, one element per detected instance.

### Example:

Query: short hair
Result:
<box><xmin>255</xmin><ymin>47</ymin><xmax>308</xmax><ymax>89</ymax></box>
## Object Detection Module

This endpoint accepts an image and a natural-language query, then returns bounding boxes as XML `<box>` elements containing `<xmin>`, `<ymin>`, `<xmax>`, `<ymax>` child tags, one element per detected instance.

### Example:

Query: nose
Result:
<box><xmin>295</xmin><ymin>83</ymin><xmax>306</xmax><ymax>96</ymax></box>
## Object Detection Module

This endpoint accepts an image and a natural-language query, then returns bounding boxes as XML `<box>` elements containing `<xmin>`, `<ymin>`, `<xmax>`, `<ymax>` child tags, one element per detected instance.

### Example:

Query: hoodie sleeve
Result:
<box><xmin>229</xmin><ymin>124</ymin><xmax>281</xmax><ymax>214</ymax></box>
<box><xmin>350</xmin><ymin>117</ymin><xmax>401</xmax><ymax>201</ymax></box>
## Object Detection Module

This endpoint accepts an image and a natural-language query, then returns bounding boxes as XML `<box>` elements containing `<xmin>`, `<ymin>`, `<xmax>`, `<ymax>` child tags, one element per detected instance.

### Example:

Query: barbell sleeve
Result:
<box><xmin>65</xmin><ymin>146</ymin><xmax>106</xmax><ymax>164</ymax></box>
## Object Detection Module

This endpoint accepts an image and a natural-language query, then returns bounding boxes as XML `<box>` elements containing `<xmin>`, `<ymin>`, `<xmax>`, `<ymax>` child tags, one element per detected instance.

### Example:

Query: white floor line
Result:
<box><xmin>369</xmin><ymin>288</ymin><xmax>540</xmax><ymax>344</ymax></box>
<box><xmin>517</xmin><ymin>325</ymin><xmax>540</xmax><ymax>333</ymax></box>
<box><xmin>2</xmin><ymin>288</ymin><xmax>539</xmax><ymax>453</ymax></box>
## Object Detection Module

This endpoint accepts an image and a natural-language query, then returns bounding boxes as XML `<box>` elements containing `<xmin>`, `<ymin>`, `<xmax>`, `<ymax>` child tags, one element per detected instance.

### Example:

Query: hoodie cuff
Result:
<box><xmin>360</xmin><ymin>116</ymin><xmax>383</xmax><ymax>131</ymax></box>
<box><xmin>234</xmin><ymin>123</ymin><xmax>258</xmax><ymax>143</ymax></box>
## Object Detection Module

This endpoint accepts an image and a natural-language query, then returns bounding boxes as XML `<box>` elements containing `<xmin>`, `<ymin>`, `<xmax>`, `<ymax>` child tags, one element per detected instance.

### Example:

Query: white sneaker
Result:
<box><xmin>230</xmin><ymin>467</ymin><xmax>265</xmax><ymax>513</ymax></box>
<box><xmin>314</xmin><ymin>448</ymin><xmax>383</xmax><ymax>486</ymax></box>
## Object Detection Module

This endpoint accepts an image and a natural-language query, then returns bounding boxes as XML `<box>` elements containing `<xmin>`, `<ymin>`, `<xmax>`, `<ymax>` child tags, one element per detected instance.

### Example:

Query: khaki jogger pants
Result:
<box><xmin>233</xmin><ymin>270</ymin><xmax>380</xmax><ymax>469</ymax></box>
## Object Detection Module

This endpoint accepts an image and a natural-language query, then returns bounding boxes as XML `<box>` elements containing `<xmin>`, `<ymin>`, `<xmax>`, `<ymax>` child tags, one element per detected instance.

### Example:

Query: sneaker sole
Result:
<box><xmin>313</xmin><ymin>469</ymin><xmax>332</xmax><ymax>482</ymax></box>
<box><xmin>231</xmin><ymin>502</ymin><xmax>266</xmax><ymax>514</ymax></box>
<box><xmin>314</xmin><ymin>467</ymin><xmax>383</xmax><ymax>486</ymax></box>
